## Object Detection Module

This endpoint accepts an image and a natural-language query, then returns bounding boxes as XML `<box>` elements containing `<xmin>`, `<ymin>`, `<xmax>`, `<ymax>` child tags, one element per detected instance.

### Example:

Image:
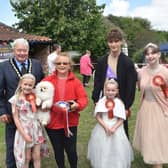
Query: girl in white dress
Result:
<box><xmin>9</xmin><ymin>74</ymin><xmax>49</xmax><ymax>168</ymax></box>
<box><xmin>88</xmin><ymin>79</ymin><xmax>133</xmax><ymax>168</ymax></box>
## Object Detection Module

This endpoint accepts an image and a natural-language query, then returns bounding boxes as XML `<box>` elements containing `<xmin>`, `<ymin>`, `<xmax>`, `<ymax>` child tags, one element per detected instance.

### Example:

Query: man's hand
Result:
<box><xmin>0</xmin><ymin>114</ymin><xmax>12</xmax><ymax>123</ymax></box>
<box><xmin>126</xmin><ymin>109</ymin><xmax>131</xmax><ymax>117</ymax></box>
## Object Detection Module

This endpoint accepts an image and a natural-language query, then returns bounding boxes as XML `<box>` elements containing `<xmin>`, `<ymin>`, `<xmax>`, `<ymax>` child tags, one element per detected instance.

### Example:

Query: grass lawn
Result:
<box><xmin>0</xmin><ymin>73</ymin><xmax>168</xmax><ymax>168</ymax></box>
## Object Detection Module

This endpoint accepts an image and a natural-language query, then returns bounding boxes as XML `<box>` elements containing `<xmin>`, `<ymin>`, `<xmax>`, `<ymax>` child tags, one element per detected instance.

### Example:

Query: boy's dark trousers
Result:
<box><xmin>82</xmin><ymin>75</ymin><xmax>90</xmax><ymax>86</ymax></box>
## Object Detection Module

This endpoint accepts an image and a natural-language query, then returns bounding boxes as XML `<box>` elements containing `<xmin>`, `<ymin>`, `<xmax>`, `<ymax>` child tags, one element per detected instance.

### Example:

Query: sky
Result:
<box><xmin>0</xmin><ymin>0</ymin><xmax>168</xmax><ymax>31</ymax></box>
<box><xmin>97</xmin><ymin>0</ymin><xmax>168</xmax><ymax>31</ymax></box>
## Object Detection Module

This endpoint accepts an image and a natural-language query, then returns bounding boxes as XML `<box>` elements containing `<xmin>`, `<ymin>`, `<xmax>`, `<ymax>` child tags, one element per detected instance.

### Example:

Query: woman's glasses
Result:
<box><xmin>55</xmin><ymin>62</ymin><xmax>69</xmax><ymax>65</ymax></box>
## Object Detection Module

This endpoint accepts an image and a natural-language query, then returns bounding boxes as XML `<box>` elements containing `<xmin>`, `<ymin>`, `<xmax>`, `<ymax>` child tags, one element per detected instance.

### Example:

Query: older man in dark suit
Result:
<box><xmin>0</xmin><ymin>38</ymin><xmax>44</xmax><ymax>168</ymax></box>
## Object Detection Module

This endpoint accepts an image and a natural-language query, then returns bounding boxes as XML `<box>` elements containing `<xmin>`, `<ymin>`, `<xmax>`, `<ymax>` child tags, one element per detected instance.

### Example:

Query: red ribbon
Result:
<box><xmin>105</xmin><ymin>99</ymin><xmax>115</xmax><ymax>119</ymax></box>
<box><xmin>62</xmin><ymin>108</ymin><xmax>69</xmax><ymax>137</ymax></box>
<box><xmin>153</xmin><ymin>75</ymin><xmax>168</xmax><ymax>98</ymax></box>
<box><xmin>25</xmin><ymin>93</ymin><xmax>37</xmax><ymax>112</ymax></box>
<box><xmin>56</xmin><ymin>101</ymin><xmax>73</xmax><ymax>137</ymax></box>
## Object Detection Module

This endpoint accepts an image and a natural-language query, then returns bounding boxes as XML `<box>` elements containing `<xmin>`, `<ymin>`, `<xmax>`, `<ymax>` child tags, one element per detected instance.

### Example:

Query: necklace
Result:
<box><xmin>147</xmin><ymin>64</ymin><xmax>161</xmax><ymax>75</ymax></box>
<box><xmin>10</xmin><ymin>58</ymin><xmax>32</xmax><ymax>78</ymax></box>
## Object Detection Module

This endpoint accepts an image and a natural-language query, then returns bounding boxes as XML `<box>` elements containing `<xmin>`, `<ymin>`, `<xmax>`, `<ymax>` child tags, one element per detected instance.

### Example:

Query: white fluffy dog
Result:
<box><xmin>35</xmin><ymin>81</ymin><xmax>54</xmax><ymax>125</ymax></box>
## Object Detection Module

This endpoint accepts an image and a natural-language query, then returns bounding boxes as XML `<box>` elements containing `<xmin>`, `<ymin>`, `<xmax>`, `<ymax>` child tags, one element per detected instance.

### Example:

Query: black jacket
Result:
<box><xmin>92</xmin><ymin>52</ymin><xmax>137</xmax><ymax>110</ymax></box>
<box><xmin>0</xmin><ymin>58</ymin><xmax>44</xmax><ymax>116</ymax></box>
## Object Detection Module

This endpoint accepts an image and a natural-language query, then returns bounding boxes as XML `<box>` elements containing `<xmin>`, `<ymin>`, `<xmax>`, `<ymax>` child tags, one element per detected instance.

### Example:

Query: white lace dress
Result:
<box><xmin>87</xmin><ymin>97</ymin><xmax>133</xmax><ymax>168</ymax></box>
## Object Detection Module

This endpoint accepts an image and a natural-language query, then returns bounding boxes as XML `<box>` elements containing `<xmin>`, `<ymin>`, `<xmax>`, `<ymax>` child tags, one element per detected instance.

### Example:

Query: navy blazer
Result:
<box><xmin>0</xmin><ymin>58</ymin><xmax>44</xmax><ymax>116</ymax></box>
<box><xmin>92</xmin><ymin>52</ymin><xmax>137</xmax><ymax>110</ymax></box>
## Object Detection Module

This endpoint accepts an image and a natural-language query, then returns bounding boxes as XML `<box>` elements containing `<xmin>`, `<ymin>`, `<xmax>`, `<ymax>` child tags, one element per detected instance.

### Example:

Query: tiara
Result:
<box><xmin>144</xmin><ymin>43</ymin><xmax>158</xmax><ymax>49</ymax></box>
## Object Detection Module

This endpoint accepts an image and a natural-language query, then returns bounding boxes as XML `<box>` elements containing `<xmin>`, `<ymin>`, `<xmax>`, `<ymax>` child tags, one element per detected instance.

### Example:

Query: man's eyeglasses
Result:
<box><xmin>55</xmin><ymin>62</ymin><xmax>69</xmax><ymax>65</ymax></box>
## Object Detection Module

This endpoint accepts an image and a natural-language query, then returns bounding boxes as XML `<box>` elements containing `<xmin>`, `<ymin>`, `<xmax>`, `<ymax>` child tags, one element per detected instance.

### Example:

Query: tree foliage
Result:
<box><xmin>105</xmin><ymin>15</ymin><xmax>168</xmax><ymax>62</ymax></box>
<box><xmin>10</xmin><ymin>0</ymin><xmax>168</xmax><ymax>62</ymax></box>
<box><xmin>106</xmin><ymin>15</ymin><xmax>152</xmax><ymax>56</ymax></box>
<box><xmin>10</xmin><ymin>0</ymin><xmax>107</xmax><ymax>57</ymax></box>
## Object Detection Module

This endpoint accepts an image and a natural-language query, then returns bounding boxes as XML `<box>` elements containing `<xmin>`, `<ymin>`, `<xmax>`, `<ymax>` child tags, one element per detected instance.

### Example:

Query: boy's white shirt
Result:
<box><xmin>94</xmin><ymin>96</ymin><xmax>126</xmax><ymax>120</ymax></box>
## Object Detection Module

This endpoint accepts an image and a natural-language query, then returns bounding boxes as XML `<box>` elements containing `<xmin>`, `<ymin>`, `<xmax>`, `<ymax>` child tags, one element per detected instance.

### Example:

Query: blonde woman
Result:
<box><xmin>43</xmin><ymin>52</ymin><xmax>88</xmax><ymax>168</ymax></box>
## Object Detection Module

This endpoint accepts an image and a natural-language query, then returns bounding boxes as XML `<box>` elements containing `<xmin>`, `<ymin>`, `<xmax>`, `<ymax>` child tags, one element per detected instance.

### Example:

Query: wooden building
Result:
<box><xmin>0</xmin><ymin>22</ymin><xmax>53</xmax><ymax>73</ymax></box>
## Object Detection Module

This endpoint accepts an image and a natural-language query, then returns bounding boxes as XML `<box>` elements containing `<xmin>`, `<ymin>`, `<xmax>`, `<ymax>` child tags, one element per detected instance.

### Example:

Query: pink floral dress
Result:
<box><xmin>9</xmin><ymin>95</ymin><xmax>49</xmax><ymax>168</ymax></box>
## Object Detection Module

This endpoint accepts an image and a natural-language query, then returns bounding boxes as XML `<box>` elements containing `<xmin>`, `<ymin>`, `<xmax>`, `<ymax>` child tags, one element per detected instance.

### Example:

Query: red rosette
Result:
<box><xmin>105</xmin><ymin>99</ymin><xmax>115</xmax><ymax>119</ymax></box>
<box><xmin>105</xmin><ymin>99</ymin><xmax>115</xmax><ymax>109</ymax></box>
<box><xmin>25</xmin><ymin>93</ymin><xmax>37</xmax><ymax>112</ymax></box>
<box><xmin>153</xmin><ymin>75</ymin><xmax>165</xmax><ymax>86</ymax></box>
<box><xmin>153</xmin><ymin>75</ymin><xmax>168</xmax><ymax>98</ymax></box>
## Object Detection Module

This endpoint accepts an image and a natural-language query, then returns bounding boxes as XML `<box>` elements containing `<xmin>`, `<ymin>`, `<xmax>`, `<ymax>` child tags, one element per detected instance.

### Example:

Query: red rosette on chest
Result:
<box><xmin>153</xmin><ymin>75</ymin><xmax>168</xmax><ymax>98</ymax></box>
<box><xmin>153</xmin><ymin>75</ymin><xmax>165</xmax><ymax>86</ymax></box>
<box><xmin>105</xmin><ymin>99</ymin><xmax>115</xmax><ymax>119</ymax></box>
<box><xmin>25</xmin><ymin>93</ymin><xmax>37</xmax><ymax>112</ymax></box>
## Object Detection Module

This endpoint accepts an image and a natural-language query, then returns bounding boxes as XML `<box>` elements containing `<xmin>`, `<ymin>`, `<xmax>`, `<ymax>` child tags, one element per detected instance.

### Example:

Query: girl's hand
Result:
<box><xmin>104</xmin><ymin>126</ymin><xmax>111</xmax><ymax>136</ymax></box>
<box><xmin>110</xmin><ymin>126</ymin><xmax>116</xmax><ymax>134</ymax></box>
<box><xmin>0</xmin><ymin>114</ymin><xmax>12</xmax><ymax>123</ymax></box>
<box><xmin>24</xmin><ymin>134</ymin><xmax>33</xmax><ymax>143</ymax></box>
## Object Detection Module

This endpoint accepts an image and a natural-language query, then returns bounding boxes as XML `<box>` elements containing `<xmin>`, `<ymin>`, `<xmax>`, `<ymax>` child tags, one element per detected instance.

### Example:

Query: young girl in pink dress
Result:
<box><xmin>9</xmin><ymin>74</ymin><xmax>48</xmax><ymax>168</ymax></box>
<box><xmin>88</xmin><ymin>79</ymin><xmax>133</xmax><ymax>168</ymax></box>
<box><xmin>80</xmin><ymin>50</ymin><xmax>94</xmax><ymax>87</ymax></box>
